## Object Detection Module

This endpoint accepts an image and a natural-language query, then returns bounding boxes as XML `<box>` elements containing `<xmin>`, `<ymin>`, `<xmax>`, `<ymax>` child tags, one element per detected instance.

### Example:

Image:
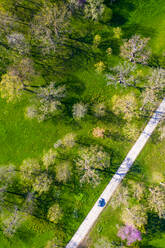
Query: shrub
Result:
<box><xmin>92</xmin><ymin>127</ymin><xmax>105</xmax><ymax>138</ymax></box>
<box><xmin>47</xmin><ymin>203</ymin><xmax>62</xmax><ymax>224</ymax></box>
<box><xmin>94</xmin><ymin>61</ymin><xmax>105</xmax><ymax>73</ymax></box>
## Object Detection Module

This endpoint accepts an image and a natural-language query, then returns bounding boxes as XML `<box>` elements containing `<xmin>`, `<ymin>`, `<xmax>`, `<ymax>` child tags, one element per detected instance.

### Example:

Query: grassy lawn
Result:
<box><xmin>0</xmin><ymin>65</ymin><xmax>142</xmax><ymax>247</ymax></box>
<box><xmin>111</xmin><ymin>0</ymin><xmax>165</xmax><ymax>55</ymax></box>
<box><xmin>86</xmin><ymin>0</ymin><xmax>165</xmax><ymax>247</ymax></box>
<box><xmin>87</xmin><ymin>123</ymin><xmax>165</xmax><ymax>247</ymax></box>
<box><xmin>0</xmin><ymin>0</ymin><xmax>165</xmax><ymax>247</ymax></box>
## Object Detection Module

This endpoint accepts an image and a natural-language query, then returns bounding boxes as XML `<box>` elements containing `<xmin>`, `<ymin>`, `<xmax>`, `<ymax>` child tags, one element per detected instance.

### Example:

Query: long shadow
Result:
<box><xmin>144</xmin><ymin>212</ymin><xmax>165</xmax><ymax>240</ymax></box>
<box><xmin>122</xmin><ymin>23</ymin><xmax>156</xmax><ymax>39</ymax></box>
<box><xmin>108</xmin><ymin>0</ymin><xmax>136</xmax><ymax>27</ymax></box>
<box><xmin>126</xmin><ymin>160</ymin><xmax>145</xmax><ymax>181</ymax></box>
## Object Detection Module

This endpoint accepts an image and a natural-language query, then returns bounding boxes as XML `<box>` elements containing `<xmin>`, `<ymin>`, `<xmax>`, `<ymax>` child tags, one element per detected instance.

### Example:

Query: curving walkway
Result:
<box><xmin>66</xmin><ymin>98</ymin><xmax>165</xmax><ymax>248</ymax></box>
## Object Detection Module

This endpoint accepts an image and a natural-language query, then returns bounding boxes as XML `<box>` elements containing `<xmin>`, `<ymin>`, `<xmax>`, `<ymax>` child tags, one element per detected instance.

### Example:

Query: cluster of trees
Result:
<box><xmin>0</xmin><ymin>0</ymin><xmax>165</xmax><ymax>246</ymax></box>
<box><xmin>109</xmin><ymin>180</ymin><xmax>165</xmax><ymax>246</ymax></box>
<box><xmin>105</xmin><ymin>34</ymin><xmax>165</xmax><ymax>115</ymax></box>
<box><xmin>0</xmin><ymin>132</ymin><xmax>110</xmax><ymax>238</ymax></box>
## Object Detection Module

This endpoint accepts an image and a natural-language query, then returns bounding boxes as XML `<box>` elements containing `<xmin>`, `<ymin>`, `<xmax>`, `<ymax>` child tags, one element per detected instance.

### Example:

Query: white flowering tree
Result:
<box><xmin>122</xmin><ymin>205</ymin><xmax>148</xmax><ymax>229</ymax></box>
<box><xmin>32</xmin><ymin>173</ymin><xmax>52</xmax><ymax>195</ymax></box>
<box><xmin>141</xmin><ymin>68</ymin><xmax>165</xmax><ymax>112</ymax></box>
<box><xmin>106</xmin><ymin>62</ymin><xmax>138</xmax><ymax>87</ymax></box>
<box><xmin>76</xmin><ymin>145</ymin><xmax>109</xmax><ymax>186</ymax></box>
<box><xmin>26</xmin><ymin>82</ymin><xmax>66</xmax><ymax>121</ymax></box>
<box><xmin>93</xmin><ymin>102</ymin><xmax>106</xmax><ymax>117</ymax></box>
<box><xmin>20</xmin><ymin>159</ymin><xmax>41</xmax><ymax>185</ymax></box>
<box><xmin>112</xmin><ymin>93</ymin><xmax>137</xmax><ymax>120</ymax></box>
<box><xmin>148</xmin><ymin>186</ymin><xmax>165</xmax><ymax>219</ymax></box>
<box><xmin>84</xmin><ymin>0</ymin><xmax>105</xmax><ymax>21</ymax></box>
<box><xmin>55</xmin><ymin>162</ymin><xmax>72</xmax><ymax>183</ymax></box>
<box><xmin>72</xmin><ymin>102</ymin><xmax>87</xmax><ymax>120</ymax></box>
<box><xmin>120</xmin><ymin>35</ymin><xmax>150</xmax><ymax>64</ymax></box>
<box><xmin>42</xmin><ymin>148</ymin><xmax>57</xmax><ymax>170</ymax></box>
<box><xmin>7</xmin><ymin>32</ymin><xmax>29</xmax><ymax>54</ymax></box>
<box><xmin>31</xmin><ymin>2</ymin><xmax>70</xmax><ymax>54</ymax></box>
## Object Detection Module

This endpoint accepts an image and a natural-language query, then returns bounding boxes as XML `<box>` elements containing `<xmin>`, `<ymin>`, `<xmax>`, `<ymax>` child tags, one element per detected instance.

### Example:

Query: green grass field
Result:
<box><xmin>87</xmin><ymin>0</ymin><xmax>165</xmax><ymax>247</ymax></box>
<box><xmin>0</xmin><ymin>0</ymin><xmax>165</xmax><ymax>247</ymax></box>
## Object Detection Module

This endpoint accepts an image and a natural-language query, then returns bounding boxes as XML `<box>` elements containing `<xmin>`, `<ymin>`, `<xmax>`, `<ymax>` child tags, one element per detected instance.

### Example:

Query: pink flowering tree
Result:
<box><xmin>117</xmin><ymin>225</ymin><xmax>142</xmax><ymax>246</ymax></box>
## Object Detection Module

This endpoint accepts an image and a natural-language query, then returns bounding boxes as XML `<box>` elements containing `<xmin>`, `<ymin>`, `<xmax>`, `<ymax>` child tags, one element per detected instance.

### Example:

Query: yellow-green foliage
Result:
<box><xmin>94</xmin><ymin>61</ymin><xmax>105</xmax><ymax>73</ymax></box>
<box><xmin>93</xmin><ymin>34</ymin><xmax>101</xmax><ymax>48</ymax></box>
<box><xmin>106</xmin><ymin>47</ymin><xmax>112</xmax><ymax>56</ymax></box>
<box><xmin>0</xmin><ymin>73</ymin><xmax>24</xmax><ymax>102</ymax></box>
<box><xmin>123</xmin><ymin>122</ymin><xmax>139</xmax><ymax>141</ymax></box>
<box><xmin>42</xmin><ymin>148</ymin><xmax>57</xmax><ymax>170</ymax></box>
<box><xmin>113</xmin><ymin>27</ymin><xmax>122</xmax><ymax>39</ymax></box>
<box><xmin>32</xmin><ymin>173</ymin><xmax>52</xmax><ymax>195</ymax></box>
<box><xmin>112</xmin><ymin>94</ymin><xmax>137</xmax><ymax>120</ymax></box>
<box><xmin>20</xmin><ymin>159</ymin><xmax>41</xmax><ymax>185</ymax></box>
<box><xmin>122</xmin><ymin>205</ymin><xmax>147</xmax><ymax>230</ymax></box>
<box><xmin>47</xmin><ymin>203</ymin><xmax>62</xmax><ymax>224</ymax></box>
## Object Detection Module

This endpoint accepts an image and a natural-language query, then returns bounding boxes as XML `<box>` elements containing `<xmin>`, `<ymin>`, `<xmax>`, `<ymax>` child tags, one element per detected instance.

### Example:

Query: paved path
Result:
<box><xmin>66</xmin><ymin>98</ymin><xmax>165</xmax><ymax>248</ymax></box>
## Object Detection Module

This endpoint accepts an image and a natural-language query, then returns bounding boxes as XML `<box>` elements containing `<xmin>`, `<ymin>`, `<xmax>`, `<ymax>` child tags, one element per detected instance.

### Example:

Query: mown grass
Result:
<box><xmin>0</xmin><ymin>64</ymin><xmax>141</xmax><ymax>247</ymax></box>
<box><xmin>87</xmin><ymin>124</ymin><xmax>165</xmax><ymax>248</ymax></box>
<box><xmin>111</xmin><ymin>0</ymin><xmax>165</xmax><ymax>55</ymax></box>
<box><xmin>1</xmin><ymin>0</ymin><xmax>164</xmax><ymax>246</ymax></box>
<box><xmin>87</xmin><ymin>0</ymin><xmax>165</xmax><ymax>247</ymax></box>
<box><xmin>126</xmin><ymin>0</ymin><xmax>165</xmax><ymax>55</ymax></box>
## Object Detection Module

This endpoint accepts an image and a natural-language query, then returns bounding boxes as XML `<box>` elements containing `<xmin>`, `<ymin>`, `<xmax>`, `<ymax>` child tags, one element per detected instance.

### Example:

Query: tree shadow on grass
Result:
<box><xmin>126</xmin><ymin>160</ymin><xmax>145</xmax><ymax>181</ymax></box>
<box><xmin>144</xmin><ymin>212</ymin><xmax>165</xmax><ymax>241</ymax></box>
<box><xmin>109</xmin><ymin>0</ymin><xmax>136</xmax><ymax>27</ymax></box>
<box><xmin>123</xmin><ymin>23</ymin><xmax>156</xmax><ymax>40</ymax></box>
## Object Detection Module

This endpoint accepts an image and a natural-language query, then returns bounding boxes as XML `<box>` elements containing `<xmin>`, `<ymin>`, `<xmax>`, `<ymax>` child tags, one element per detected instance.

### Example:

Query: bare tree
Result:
<box><xmin>148</xmin><ymin>185</ymin><xmax>165</xmax><ymax>219</ymax></box>
<box><xmin>2</xmin><ymin>206</ymin><xmax>23</xmax><ymax>237</ymax></box>
<box><xmin>106</xmin><ymin>62</ymin><xmax>138</xmax><ymax>87</ymax></box>
<box><xmin>84</xmin><ymin>0</ymin><xmax>105</xmax><ymax>21</ymax></box>
<box><xmin>120</xmin><ymin>35</ymin><xmax>150</xmax><ymax>64</ymax></box>
<box><xmin>25</xmin><ymin>82</ymin><xmax>66</xmax><ymax>121</ymax></box>
<box><xmin>76</xmin><ymin>145</ymin><xmax>109</xmax><ymax>186</ymax></box>
<box><xmin>7</xmin><ymin>32</ymin><xmax>29</xmax><ymax>54</ymax></box>
<box><xmin>141</xmin><ymin>68</ymin><xmax>165</xmax><ymax>112</ymax></box>
<box><xmin>31</xmin><ymin>2</ymin><xmax>71</xmax><ymax>55</ymax></box>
